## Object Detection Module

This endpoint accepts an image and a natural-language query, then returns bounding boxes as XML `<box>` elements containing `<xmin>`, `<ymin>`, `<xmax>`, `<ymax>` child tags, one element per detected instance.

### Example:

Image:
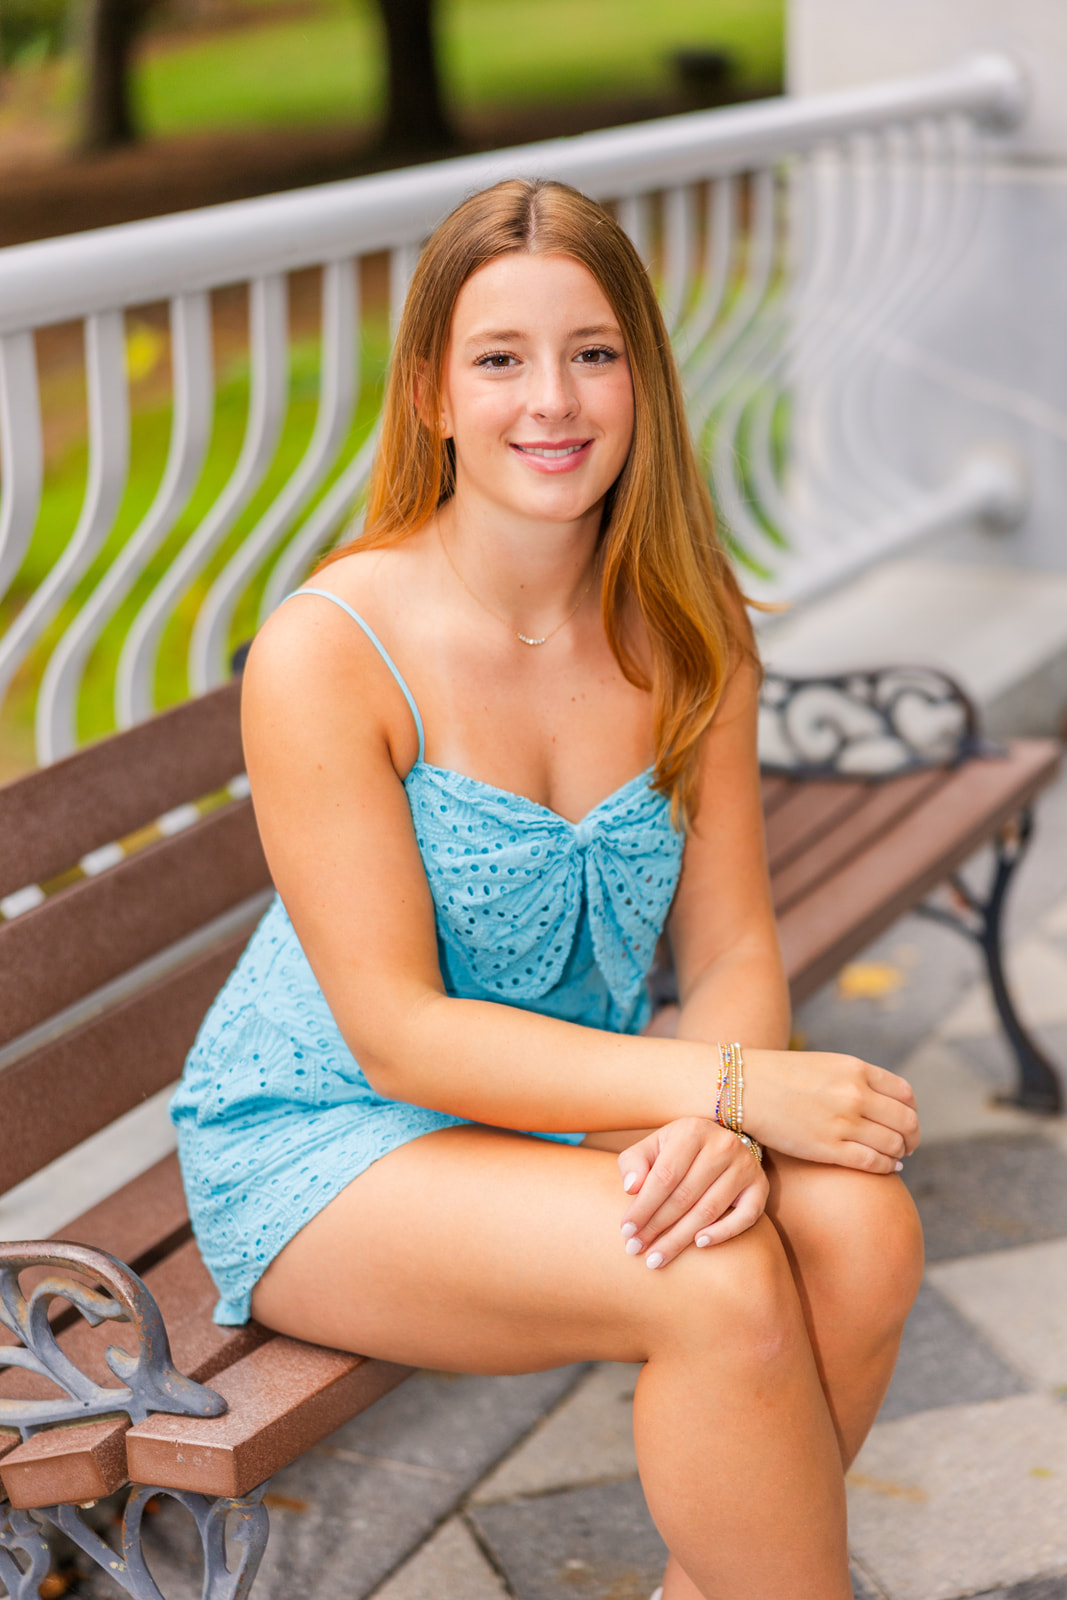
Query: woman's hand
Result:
<box><xmin>617</xmin><ymin>1116</ymin><xmax>768</xmax><ymax>1268</ymax></box>
<box><xmin>742</xmin><ymin>1048</ymin><xmax>920</xmax><ymax>1172</ymax></box>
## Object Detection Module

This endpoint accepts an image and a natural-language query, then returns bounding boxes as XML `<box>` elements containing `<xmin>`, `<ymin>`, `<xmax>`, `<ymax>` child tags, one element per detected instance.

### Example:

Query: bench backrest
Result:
<box><xmin>0</xmin><ymin>684</ymin><xmax>272</xmax><ymax>1199</ymax></box>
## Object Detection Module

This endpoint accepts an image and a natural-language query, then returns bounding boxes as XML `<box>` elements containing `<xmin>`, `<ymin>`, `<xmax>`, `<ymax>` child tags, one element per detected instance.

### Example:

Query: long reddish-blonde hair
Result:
<box><xmin>317</xmin><ymin>178</ymin><xmax>755</xmax><ymax>824</ymax></box>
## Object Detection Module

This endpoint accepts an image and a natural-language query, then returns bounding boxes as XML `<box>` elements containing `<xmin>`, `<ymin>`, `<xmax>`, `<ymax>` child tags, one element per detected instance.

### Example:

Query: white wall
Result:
<box><xmin>789</xmin><ymin>0</ymin><xmax>1067</xmax><ymax>159</ymax></box>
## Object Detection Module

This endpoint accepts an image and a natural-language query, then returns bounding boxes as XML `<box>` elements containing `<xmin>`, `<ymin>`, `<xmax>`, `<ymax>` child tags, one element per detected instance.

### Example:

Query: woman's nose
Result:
<box><xmin>528</xmin><ymin>361</ymin><xmax>577</xmax><ymax>419</ymax></box>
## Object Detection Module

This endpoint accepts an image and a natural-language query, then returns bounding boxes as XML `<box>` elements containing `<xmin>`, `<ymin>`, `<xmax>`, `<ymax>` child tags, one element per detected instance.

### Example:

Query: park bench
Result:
<box><xmin>0</xmin><ymin>660</ymin><xmax>1061</xmax><ymax>1598</ymax></box>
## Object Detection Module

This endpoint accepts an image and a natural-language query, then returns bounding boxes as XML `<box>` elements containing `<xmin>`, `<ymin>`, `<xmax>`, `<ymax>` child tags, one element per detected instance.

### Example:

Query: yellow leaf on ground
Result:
<box><xmin>837</xmin><ymin>962</ymin><xmax>907</xmax><ymax>1001</ymax></box>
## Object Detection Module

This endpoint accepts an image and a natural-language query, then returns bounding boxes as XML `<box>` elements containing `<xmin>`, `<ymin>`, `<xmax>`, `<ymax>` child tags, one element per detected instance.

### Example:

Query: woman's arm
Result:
<box><xmin>243</xmin><ymin>599</ymin><xmax>720</xmax><ymax>1136</ymax></box>
<box><xmin>665</xmin><ymin>658</ymin><xmax>919</xmax><ymax>1168</ymax></box>
<box><xmin>668</xmin><ymin>657</ymin><xmax>791</xmax><ymax>1052</ymax></box>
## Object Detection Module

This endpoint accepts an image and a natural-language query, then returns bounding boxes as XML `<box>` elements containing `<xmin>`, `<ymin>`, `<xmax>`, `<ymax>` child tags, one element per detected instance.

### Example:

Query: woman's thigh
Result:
<box><xmin>251</xmin><ymin>1124</ymin><xmax>795</xmax><ymax>1374</ymax></box>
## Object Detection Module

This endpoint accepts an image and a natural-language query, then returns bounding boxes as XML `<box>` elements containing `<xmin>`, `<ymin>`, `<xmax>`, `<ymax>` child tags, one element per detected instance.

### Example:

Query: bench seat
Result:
<box><xmin>0</xmin><ymin>1153</ymin><xmax>410</xmax><ymax>1510</ymax></box>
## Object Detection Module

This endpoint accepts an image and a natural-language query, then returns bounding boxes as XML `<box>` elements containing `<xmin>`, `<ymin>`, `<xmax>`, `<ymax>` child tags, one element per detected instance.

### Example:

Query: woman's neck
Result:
<box><xmin>435</xmin><ymin>493</ymin><xmax>602</xmax><ymax>628</ymax></box>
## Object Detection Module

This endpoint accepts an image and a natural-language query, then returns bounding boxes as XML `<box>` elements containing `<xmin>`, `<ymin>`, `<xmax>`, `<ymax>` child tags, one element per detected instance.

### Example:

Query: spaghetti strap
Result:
<box><xmin>284</xmin><ymin>587</ymin><xmax>425</xmax><ymax>763</ymax></box>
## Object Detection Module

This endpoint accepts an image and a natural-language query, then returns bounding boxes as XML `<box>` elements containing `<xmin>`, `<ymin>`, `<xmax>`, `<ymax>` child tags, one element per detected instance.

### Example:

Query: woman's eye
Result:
<box><xmin>576</xmin><ymin>346</ymin><xmax>618</xmax><ymax>365</ymax></box>
<box><xmin>476</xmin><ymin>352</ymin><xmax>517</xmax><ymax>370</ymax></box>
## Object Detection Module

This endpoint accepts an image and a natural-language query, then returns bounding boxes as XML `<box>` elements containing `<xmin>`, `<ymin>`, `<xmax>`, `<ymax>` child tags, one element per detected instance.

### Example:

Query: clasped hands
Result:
<box><xmin>618</xmin><ymin>1048</ymin><xmax>920</xmax><ymax>1269</ymax></box>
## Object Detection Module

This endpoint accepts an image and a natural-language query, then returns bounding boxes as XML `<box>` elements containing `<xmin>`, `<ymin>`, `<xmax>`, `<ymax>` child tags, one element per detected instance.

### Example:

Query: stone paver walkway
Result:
<box><xmin>46</xmin><ymin>765</ymin><xmax>1067</xmax><ymax>1599</ymax></box>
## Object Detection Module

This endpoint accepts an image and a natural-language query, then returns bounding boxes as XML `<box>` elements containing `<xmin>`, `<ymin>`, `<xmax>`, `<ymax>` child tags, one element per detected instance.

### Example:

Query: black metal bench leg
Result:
<box><xmin>13</xmin><ymin>1483</ymin><xmax>271</xmax><ymax>1600</ymax></box>
<box><xmin>916</xmin><ymin>809</ymin><xmax>1063</xmax><ymax>1113</ymax></box>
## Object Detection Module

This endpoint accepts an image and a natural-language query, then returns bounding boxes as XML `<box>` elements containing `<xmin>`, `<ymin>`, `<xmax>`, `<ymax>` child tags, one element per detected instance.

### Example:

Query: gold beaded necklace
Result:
<box><xmin>439</xmin><ymin>530</ymin><xmax>596</xmax><ymax>647</ymax></box>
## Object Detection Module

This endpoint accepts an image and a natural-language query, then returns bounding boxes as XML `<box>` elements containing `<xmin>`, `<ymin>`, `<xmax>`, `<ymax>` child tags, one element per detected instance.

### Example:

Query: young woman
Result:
<box><xmin>171</xmin><ymin>178</ymin><xmax>923</xmax><ymax>1600</ymax></box>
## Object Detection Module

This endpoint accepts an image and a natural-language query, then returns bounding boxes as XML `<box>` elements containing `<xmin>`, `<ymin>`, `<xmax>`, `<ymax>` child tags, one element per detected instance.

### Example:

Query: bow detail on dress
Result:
<box><xmin>408</xmin><ymin>763</ymin><xmax>684</xmax><ymax>1014</ymax></box>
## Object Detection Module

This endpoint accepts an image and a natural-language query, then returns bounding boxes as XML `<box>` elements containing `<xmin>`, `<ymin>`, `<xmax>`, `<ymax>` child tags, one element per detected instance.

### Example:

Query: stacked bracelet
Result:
<box><xmin>716</xmin><ymin>1042</ymin><xmax>763</xmax><ymax>1165</ymax></box>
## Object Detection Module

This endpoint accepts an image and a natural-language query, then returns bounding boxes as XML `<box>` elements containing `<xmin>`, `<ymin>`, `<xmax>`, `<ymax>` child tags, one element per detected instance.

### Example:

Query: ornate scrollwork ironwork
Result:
<box><xmin>758</xmin><ymin>665</ymin><xmax>995</xmax><ymax>779</ymax></box>
<box><xmin>0</xmin><ymin>1242</ymin><xmax>226</xmax><ymax>1436</ymax></box>
<box><xmin>1</xmin><ymin>1484</ymin><xmax>270</xmax><ymax>1600</ymax></box>
<box><xmin>0</xmin><ymin>1500</ymin><xmax>52</xmax><ymax>1599</ymax></box>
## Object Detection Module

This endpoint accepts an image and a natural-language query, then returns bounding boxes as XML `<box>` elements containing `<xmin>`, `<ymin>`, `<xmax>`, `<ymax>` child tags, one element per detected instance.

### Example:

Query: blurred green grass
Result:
<box><xmin>138</xmin><ymin>0</ymin><xmax>783</xmax><ymax>137</ymax></box>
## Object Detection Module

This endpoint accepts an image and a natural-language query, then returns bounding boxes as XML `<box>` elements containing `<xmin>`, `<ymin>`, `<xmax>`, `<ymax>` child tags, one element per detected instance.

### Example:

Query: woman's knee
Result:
<box><xmin>640</xmin><ymin>1215</ymin><xmax>808</xmax><ymax>1370</ymax></box>
<box><xmin>773</xmin><ymin>1161</ymin><xmax>924</xmax><ymax>1342</ymax></box>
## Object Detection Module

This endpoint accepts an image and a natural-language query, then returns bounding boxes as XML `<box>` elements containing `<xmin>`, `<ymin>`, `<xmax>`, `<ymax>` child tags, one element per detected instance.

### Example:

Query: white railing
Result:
<box><xmin>0</xmin><ymin>51</ymin><xmax>1027</xmax><ymax>771</ymax></box>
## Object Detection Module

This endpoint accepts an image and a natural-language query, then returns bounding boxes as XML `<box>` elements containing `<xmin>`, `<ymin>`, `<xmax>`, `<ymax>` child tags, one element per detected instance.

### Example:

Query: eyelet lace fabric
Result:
<box><xmin>171</xmin><ymin>589</ymin><xmax>684</xmax><ymax>1325</ymax></box>
<box><xmin>411</xmin><ymin>762</ymin><xmax>683</xmax><ymax>1022</ymax></box>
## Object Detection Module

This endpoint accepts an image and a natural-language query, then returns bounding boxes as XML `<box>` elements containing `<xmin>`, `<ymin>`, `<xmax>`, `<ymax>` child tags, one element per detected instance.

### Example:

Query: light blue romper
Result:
<box><xmin>171</xmin><ymin>588</ymin><xmax>686</xmax><ymax>1325</ymax></box>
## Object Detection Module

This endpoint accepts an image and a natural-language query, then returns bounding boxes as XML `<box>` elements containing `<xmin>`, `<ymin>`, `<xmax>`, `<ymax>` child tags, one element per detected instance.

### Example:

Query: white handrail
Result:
<box><xmin>0</xmin><ymin>54</ymin><xmax>1023</xmax><ymax>335</ymax></box>
<box><xmin>0</xmin><ymin>50</ymin><xmax>1034</xmax><ymax>772</ymax></box>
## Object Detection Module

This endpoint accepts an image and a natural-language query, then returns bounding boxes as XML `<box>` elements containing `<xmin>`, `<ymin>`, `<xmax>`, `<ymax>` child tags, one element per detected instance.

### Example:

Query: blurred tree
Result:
<box><xmin>374</xmin><ymin>0</ymin><xmax>454</xmax><ymax>153</ymax></box>
<box><xmin>82</xmin><ymin>0</ymin><xmax>158</xmax><ymax>150</ymax></box>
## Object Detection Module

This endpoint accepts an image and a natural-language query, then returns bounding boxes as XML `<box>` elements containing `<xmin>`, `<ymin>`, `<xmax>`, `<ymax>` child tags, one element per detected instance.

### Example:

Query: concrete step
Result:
<box><xmin>758</xmin><ymin>558</ymin><xmax>1067</xmax><ymax>739</ymax></box>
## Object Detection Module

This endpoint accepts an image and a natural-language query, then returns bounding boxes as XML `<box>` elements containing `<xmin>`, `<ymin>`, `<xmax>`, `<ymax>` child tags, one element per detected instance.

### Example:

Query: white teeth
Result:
<box><xmin>518</xmin><ymin>444</ymin><xmax>585</xmax><ymax>458</ymax></box>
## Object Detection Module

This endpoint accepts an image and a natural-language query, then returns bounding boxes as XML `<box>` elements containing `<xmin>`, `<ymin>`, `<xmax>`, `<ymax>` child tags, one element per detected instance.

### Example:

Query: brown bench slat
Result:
<box><xmin>0</xmin><ymin>800</ymin><xmax>269</xmax><ymax>1049</ymax></box>
<box><xmin>1</xmin><ymin>1419</ymin><xmax>131</xmax><ymax>1510</ymax></box>
<box><xmin>46</xmin><ymin>1152</ymin><xmax>190</xmax><ymax>1280</ymax></box>
<box><xmin>126</xmin><ymin>1339</ymin><xmax>412</xmax><ymax>1499</ymax></box>
<box><xmin>0</xmin><ymin>683</ymin><xmax>243</xmax><ymax>900</ymax></box>
<box><xmin>764</xmin><ymin>780</ymin><xmax>870</xmax><ymax>874</ymax></box>
<box><xmin>0</xmin><ymin>928</ymin><xmax>259</xmax><ymax>1193</ymax></box>
<box><xmin>770</xmin><ymin>768</ymin><xmax>947</xmax><ymax>916</ymax></box>
<box><xmin>780</xmin><ymin>739</ymin><xmax>1062</xmax><ymax>1004</ymax></box>
<box><xmin>0</xmin><ymin>1154</ymin><xmax>193</xmax><ymax>1357</ymax></box>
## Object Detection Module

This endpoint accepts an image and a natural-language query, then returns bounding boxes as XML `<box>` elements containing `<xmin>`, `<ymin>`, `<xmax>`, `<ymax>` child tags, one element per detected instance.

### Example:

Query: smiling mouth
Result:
<box><xmin>512</xmin><ymin>442</ymin><xmax>590</xmax><ymax>459</ymax></box>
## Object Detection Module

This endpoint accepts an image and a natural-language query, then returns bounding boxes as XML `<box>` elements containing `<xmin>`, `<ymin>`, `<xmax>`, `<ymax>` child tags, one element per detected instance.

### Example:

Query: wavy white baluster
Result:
<box><xmin>835</xmin><ymin>116</ymin><xmax>985</xmax><ymax>515</ymax></box>
<box><xmin>773</xmin><ymin>136</ymin><xmax>892</xmax><ymax>545</ymax></box>
<box><xmin>687</xmin><ymin>170</ymin><xmax>781</xmax><ymax>571</ymax></box>
<box><xmin>261</xmin><ymin>418</ymin><xmax>382</xmax><ymax>608</ymax></box>
<box><xmin>703</xmin><ymin>172</ymin><xmax>795</xmax><ymax>569</ymax></box>
<box><xmin>116</xmin><ymin>274</ymin><xmax>289</xmax><ymax>726</ymax></box>
<box><xmin>816</xmin><ymin>126</ymin><xmax>932</xmax><ymax>518</ymax></box>
<box><xmin>617</xmin><ymin>194</ymin><xmax>651</xmax><ymax>266</ymax></box>
<box><xmin>0</xmin><ymin>312</ymin><xmax>128</xmax><ymax>754</ymax></box>
<box><xmin>37</xmin><ymin>293</ymin><xmax>214</xmax><ymax>763</ymax></box>
<box><xmin>389</xmin><ymin>242</ymin><xmax>421</xmax><ymax>340</ymax></box>
<box><xmin>740</xmin><ymin>145</ymin><xmax>871</xmax><ymax>553</ymax></box>
<box><xmin>259</xmin><ymin>267</ymin><xmax>369</xmax><ymax>615</ymax></box>
<box><xmin>686</xmin><ymin>169</ymin><xmax>778</xmax><ymax>423</ymax></box>
<box><xmin>659</xmin><ymin>185</ymin><xmax>696</xmax><ymax>335</ymax></box>
<box><xmin>675</xmin><ymin>178</ymin><xmax>735</xmax><ymax>368</ymax></box>
<box><xmin>191</xmin><ymin>259</ymin><xmax>359</xmax><ymax>690</ymax></box>
<box><xmin>0</xmin><ymin>332</ymin><xmax>44</xmax><ymax>603</ymax></box>
<box><xmin>709</xmin><ymin>156</ymin><xmax>842</xmax><ymax>566</ymax></box>
<box><xmin>264</xmin><ymin>238</ymin><xmax>414</xmax><ymax>598</ymax></box>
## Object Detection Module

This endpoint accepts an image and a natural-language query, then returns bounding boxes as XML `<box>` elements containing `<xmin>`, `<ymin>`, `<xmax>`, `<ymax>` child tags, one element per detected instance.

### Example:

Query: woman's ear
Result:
<box><xmin>413</xmin><ymin>364</ymin><xmax>452</xmax><ymax>437</ymax></box>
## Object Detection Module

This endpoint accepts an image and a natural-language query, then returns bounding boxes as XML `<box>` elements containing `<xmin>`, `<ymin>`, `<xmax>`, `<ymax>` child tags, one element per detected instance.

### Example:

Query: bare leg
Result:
<box><xmin>656</xmin><ymin>1157</ymin><xmax>923</xmax><ymax>1600</ymax></box>
<box><xmin>252</xmin><ymin>1126</ymin><xmax>852</xmax><ymax>1600</ymax></box>
<box><xmin>766</xmin><ymin>1152</ymin><xmax>924</xmax><ymax>1467</ymax></box>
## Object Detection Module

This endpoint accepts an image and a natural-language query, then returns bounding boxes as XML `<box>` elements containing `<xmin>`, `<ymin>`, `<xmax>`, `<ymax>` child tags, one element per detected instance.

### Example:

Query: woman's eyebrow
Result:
<box><xmin>464</xmin><ymin>323</ymin><xmax>621</xmax><ymax>346</ymax></box>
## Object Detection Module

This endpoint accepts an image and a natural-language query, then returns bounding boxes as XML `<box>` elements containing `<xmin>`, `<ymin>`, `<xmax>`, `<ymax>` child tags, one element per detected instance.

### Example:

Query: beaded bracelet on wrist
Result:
<box><xmin>716</xmin><ymin>1041</ymin><xmax>763</xmax><ymax>1164</ymax></box>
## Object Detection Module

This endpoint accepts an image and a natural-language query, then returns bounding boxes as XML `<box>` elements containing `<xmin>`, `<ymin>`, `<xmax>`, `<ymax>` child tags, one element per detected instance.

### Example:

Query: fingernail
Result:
<box><xmin>646</xmin><ymin>1252</ymin><xmax>664</xmax><ymax>1270</ymax></box>
<box><xmin>620</xmin><ymin>1221</ymin><xmax>637</xmax><ymax>1239</ymax></box>
<box><xmin>695</xmin><ymin>1234</ymin><xmax>710</xmax><ymax>1247</ymax></box>
<box><xmin>894</xmin><ymin>1160</ymin><xmax>904</xmax><ymax>1172</ymax></box>
<box><xmin>622</xmin><ymin>1172</ymin><xmax>638</xmax><ymax>1192</ymax></box>
<box><xmin>625</xmin><ymin>1236</ymin><xmax>644</xmax><ymax>1255</ymax></box>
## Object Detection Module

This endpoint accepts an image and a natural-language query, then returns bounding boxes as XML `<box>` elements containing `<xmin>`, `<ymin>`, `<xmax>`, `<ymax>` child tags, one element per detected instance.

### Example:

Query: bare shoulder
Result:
<box><xmin>241</xmin><ymin>545</ymin><xmax>422</xmax><ymax>783</ymax></box>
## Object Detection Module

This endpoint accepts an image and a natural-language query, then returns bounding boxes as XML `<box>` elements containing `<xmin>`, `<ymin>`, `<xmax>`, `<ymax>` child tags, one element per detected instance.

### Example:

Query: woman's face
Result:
<box><xmin>439</xmin><ymin>252</ymin><xmax>635</xmax><ymax>528</ymax></box>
